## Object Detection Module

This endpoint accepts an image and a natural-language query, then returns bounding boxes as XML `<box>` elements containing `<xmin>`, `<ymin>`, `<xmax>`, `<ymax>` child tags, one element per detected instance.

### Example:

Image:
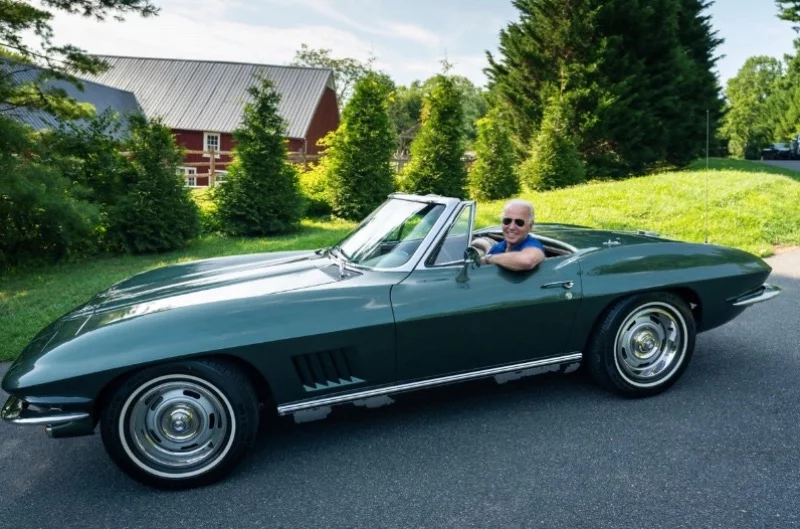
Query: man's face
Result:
<box><xmin>501</xmin><ymin>204</ymin><xmax>532</xmax><ymax>247</ymax></box>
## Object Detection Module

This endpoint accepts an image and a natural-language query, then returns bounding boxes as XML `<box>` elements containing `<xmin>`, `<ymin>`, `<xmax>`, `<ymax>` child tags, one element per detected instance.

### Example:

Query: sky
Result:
<box><xmin>44</xmin><ymin>0</ymin><xmax>798</xmax><ymax>90</ymax></box>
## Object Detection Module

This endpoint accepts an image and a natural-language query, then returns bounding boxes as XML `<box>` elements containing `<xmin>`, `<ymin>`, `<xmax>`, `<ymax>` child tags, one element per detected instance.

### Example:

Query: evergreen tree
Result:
<box><xmin>469</xmin><ymin>107</ymin><xmax>519</xmax><ymax>200</ymax></box>
<box><xmin>389</xmin><ymin>76</ymin><xmax>487</xmax><ymax>146</ymax></box>
<box><xmin>400</xmin><ymin>70</ymin><xmax>467</xmax><ymax>198</ymax></box>
<box><xmin>487</xmin><ymin>0</ymin><xmax>601</xmax><ymax>150</ymax></box>
<box><xmin>518</xmin><ymin>101</ymin><xmax>585</xmax><ymax>191</ymax></box>
<box><xmin>667</xmin><ymin>0</ymin><xmax>725</xmax><ymax>165</ymax></box>
<box><xmin>777</xmin><ymin>0</ymin><xmax>800</xmax><ymax>28</ymax></box>
<box><xmin>721</xmin><ymin>57</ymin><xmax>783</xmax><ymax>158</ymax></box>
<box><xmin>326</xmin><ymin>71</ymin><xmax>396</xmax><ymax>220</ymax></box>
<box><xmin>487</xmin><ymin>0</ymin><xmax>724</xmax><ymax>177</ymax></box>
<box><xmin>106</xmin><ymin>115</ymin><xmax>200</xmax><ymax>253</ymax></box>
<box><xmin>1</xmin><ymin>0</ymin><xmax>157</xmax><ymax>119</ymax></box>
<box><xmin>215</xmin><ymin>78</ymin><xmax>303</xmax><ymax>235</ymax></box>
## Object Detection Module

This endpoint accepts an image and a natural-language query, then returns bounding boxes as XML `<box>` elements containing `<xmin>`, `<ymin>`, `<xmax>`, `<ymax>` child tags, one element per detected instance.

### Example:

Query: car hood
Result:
<box><xmin>75</xmin><ymin>250</ymin><xmax>335</xmax><ymax>318</ymax></box>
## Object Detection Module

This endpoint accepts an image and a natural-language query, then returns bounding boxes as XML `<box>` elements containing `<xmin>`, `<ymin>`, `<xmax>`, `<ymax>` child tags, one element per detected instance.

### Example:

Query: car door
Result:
<box><xmin>391</xmin><ymin>203</ymin><xmax>583</xmax><ymax>382</ymax></box>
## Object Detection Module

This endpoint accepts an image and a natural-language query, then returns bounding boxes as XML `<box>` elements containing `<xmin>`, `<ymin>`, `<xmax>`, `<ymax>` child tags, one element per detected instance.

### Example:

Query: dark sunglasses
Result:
<box><xmin>502</xmin><ymin>217</ymin><xmax>526</xmax><ymax>227</ymax></box>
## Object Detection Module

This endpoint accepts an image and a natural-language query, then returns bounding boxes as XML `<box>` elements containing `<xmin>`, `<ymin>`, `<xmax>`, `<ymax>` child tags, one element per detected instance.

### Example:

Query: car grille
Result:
<box><xmin>292</xmin><ymin>349</ymin><xmax>364</xmax><ymax>392</ymax></box>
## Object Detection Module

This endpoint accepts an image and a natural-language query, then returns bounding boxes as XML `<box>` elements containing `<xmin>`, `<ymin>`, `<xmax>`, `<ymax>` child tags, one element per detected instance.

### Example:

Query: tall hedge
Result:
<box><xmin>518</xmin><ymin>102</ymin><xmax>585</xmax><ymax>191</ymax></box>
<box><xmin>215</xmin><ymin>78</ymin><xmax>303</xmax><ymax>235</ymax></box>
<box><xmin>106</xmin><ymin>114</ymin><xmax>200</xmax><ymax>253</ymax></box>
<box><xmin>326</xmin><ymin>72</ymin><xmax>396</xmax><ymax>220</ymax></box>
<box><xmin>400</xmin><ymin>73</ymin><xmax>467</xmax><ymax>198</ymax></box>
<box><xmin>469</xmin><ymin>108</ymin><xmax>519</xmax><ymax>200</ymax></box>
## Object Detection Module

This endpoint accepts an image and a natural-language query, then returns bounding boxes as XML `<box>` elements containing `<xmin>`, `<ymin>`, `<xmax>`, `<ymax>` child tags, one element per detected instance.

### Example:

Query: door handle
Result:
<box><xmin>541</xmin><ymin>280</ymin><xmax>574</xmax><ymax>290</ymax></box>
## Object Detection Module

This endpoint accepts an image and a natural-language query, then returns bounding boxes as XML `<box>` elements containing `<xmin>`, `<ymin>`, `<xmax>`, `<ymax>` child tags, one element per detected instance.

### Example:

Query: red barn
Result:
<box><xmin>83</xmin><ymin>56</ymin><xmax>339</xmax><ymax>187</ymax></box>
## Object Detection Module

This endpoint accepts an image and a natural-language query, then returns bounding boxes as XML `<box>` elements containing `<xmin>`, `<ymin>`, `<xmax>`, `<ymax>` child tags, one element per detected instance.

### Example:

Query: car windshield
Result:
<box><xmin>336</xmin><ymin>198</ymin><xmax>446</xmax><ymax>268</ymax></box>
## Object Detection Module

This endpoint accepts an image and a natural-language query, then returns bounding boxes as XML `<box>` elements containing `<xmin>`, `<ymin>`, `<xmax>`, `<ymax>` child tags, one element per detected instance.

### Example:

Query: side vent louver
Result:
<box><xmin>293</xmin><ymin>349</ymin><xmax>364</xmax><ymax>392</ymax></box>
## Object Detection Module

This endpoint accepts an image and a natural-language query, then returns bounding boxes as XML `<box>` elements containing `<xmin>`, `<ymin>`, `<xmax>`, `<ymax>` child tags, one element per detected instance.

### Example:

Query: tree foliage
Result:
<box><xmin>720</xmin><ymin>57</ymin><xmax>783</xmax><ymax>158</ymax></box>
<box><xmin>400</xmin><ymin>72</ymin><xmax>468</xmax><ymax>198</ymax></box>
<box><xmin>326</xmin><ymin>72</ymin><xmax>396</xmax><ymax>220</ymax></box>
<box><xmin>487</xmin><ymin>0</ymin><xmax>724</xmax><ymax>177</ymax></box>
<box><xmin>45</xmin><ymin>110</ymin><xmax>129</xmax><ymax>207</ymax></box>
<box><xmin>291</xmin><ymin>44</ymin><xmax>368</xmax><ymax>104</ymax></box>
<box><xmin>389</xmin><ymin>75</ymin><xmax>487</xmax><ymax>146</ymax></box>
<box><xmin>106</xmin><ymin>115</ymin><xmax>199</xmax><ymax>253</ymax></box>
<box><xmin>469</xmin><ymin>107</ymin><xmax>519</xmax><ymax>200</ymax></box>
<box><xmin>0</xmin><ymin>115</ymin><xmax>99</xmax><ymax>268</ymax></box>
<box><xmin>214</xmin><ymin>78</ymin><xmax>303</xmax><ymax>235</ymax></box>
<box><xmin>777</xmin><ymin>0</ymin><xmax>800</xmax><ymax>28</ymax></box>
<box><xmin>0</xmin><ymin>0</ymin><xmax>157</xmax><ymax>119</ymax></box>
<box><xmin>518</xmin><ymin>101</ymin><xmax>585</xmax><ymax>191</ymax></box>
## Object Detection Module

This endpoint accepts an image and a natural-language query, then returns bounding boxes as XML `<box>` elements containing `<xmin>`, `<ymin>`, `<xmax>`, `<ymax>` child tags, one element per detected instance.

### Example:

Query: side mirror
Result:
<box><xmin>456</xmin><ymin>247</ymin><xmax>481</xmax><ymax>283</ymax></box>
<box><xmin>464</xmin><ymin>246</ymin><xmax>481</xmax><ymax>267</ymax></box>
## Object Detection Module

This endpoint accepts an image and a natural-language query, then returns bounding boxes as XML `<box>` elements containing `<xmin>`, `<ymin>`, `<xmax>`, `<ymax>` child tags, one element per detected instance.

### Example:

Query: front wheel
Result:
<box><xmin>100</xmin><ymin>359</ymin><xmax>259</xmax><ymax>489</ymax></box>
<box><xmin>587</xmin><ymin>293</ymin><xmax>696</xmax><ymax>397</ymax></box>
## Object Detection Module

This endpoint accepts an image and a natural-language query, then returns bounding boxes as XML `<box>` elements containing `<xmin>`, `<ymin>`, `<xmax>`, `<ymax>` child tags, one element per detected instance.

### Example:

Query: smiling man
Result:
<box><xmin>481</xmin><ymin>199</ymin><xmax>546</xmax><ymax>271</ymax></box>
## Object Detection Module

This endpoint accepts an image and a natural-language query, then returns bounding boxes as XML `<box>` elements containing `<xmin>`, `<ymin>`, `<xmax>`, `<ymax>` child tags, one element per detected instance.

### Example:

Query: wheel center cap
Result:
<box><xmin>633</xmin><ymin>332</ymin><xmax>658</xmax><ymax>357</ymax></box>
<box><xmin>161</xmin><ymin>405</ymin><xmax>198</xmax><ymax>439</ymax></box>
<box><xmin>171</xmin><ymin>411</ymin><xmax>190</xmax><ymax>432</ymax></box>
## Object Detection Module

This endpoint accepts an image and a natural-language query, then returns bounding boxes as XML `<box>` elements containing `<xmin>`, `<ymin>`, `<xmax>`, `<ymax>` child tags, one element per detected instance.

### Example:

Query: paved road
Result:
<box><xmin>758</xmin><ymin>159</ymin><xmax>800</xmax><ymax>172</ymax></box>
<box><xmin>1</xmin><ymin>252</ymin><xmax>799</xmax><ymax>529</ymax></box>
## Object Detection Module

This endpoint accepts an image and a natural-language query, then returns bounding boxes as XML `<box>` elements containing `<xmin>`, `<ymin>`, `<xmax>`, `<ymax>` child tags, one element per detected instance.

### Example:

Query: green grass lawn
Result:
<box><xmin>1</xmin><ymin>158</ymin><xmax>798</xmax><ymax>362</ymax></box>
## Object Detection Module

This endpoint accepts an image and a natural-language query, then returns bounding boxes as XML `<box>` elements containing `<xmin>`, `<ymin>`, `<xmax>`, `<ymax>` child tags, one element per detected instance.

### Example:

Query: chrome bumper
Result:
<box><xmin>732</xmin><ymin>283</ymin><xmax>782</xmax><ymax>307</ymax></box>
<box><xmin>1</xmin><ymin>395</ymin><xmax>90</xmax><ymax>426</ymax></box>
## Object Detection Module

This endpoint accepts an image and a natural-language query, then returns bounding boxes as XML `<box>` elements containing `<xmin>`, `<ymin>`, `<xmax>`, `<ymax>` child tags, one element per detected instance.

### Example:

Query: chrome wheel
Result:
<box><xmin>119</xmin><ymin>375</ymin><xmax>236</xmax><ymax>479</ymax></box>
<box><xmin>613</xmin><ymin>302</ymin><xmax>688</xmax><ymax>388</ymax></box>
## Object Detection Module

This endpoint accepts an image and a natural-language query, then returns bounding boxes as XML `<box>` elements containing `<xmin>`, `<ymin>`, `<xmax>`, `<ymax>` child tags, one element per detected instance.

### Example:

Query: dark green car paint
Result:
<box><xmin>1</xmin><ymin>198</ymin><xmax>777</xmax><ymax>436</ymax></box>
<box><xmin>3</xmin><ymin>251</ymin><xmax>405</xmax><ymax>407</ymax></box>
<box><xmin>392</xmin><ymin>255</ymin><xmax>582</xmax><ymax>380</ymax></box>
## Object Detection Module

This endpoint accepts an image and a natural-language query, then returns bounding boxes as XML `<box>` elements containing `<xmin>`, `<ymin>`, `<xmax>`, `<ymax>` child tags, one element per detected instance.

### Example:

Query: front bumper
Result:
<box><xmin>731</xmin><ymin>283</ymin><xmax>782</xmax><ymax>307</ymax></box>
<box><xmin>1</xmin><ymin>396</ymin><xmax>95</xmax><ymax>438</ymax></box>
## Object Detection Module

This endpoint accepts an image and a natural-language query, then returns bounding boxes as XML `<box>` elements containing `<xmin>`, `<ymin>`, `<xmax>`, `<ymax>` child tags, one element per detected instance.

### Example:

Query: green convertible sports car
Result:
<box><xmin>1</xmin><ymin>193</ymin><xmax>781</xmax><ymax>488</ymax></box>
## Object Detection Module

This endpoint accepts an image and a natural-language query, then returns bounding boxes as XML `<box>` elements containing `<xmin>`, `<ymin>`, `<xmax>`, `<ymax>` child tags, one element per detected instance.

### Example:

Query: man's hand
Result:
<box><xmin>483</xmin><ymin>248</ymin><xmax>544</xmax><ymax>271</ymax></box>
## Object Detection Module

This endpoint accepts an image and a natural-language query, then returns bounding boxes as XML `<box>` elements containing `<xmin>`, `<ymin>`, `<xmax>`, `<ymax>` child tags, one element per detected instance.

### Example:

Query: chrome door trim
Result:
<box><xmin>277</xmin><ymin>352</ymin><xmax>583</xmax><ymax>415</ymax></box>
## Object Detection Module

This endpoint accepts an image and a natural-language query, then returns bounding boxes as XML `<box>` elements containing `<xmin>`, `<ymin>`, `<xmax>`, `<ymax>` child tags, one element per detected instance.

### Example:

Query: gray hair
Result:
<box><xmin>502</xmin><ymin>199</ymin><xmax>535</xmax><ymax>223</ymax></box>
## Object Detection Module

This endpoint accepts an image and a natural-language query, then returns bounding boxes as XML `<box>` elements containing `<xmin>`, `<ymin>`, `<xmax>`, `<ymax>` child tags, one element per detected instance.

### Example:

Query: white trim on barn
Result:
<box><xmin>203</xmin><ymin>132</ymin><xmax>221</xmax><ymax>157</ymax></box>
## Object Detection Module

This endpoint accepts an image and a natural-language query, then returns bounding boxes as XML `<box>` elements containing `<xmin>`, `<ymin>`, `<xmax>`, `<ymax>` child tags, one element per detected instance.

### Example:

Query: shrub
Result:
<box><xmin>215</xmin><ymin>78</ymin><xmax>304</xmax><ymax>235</ymax></box>
<box><xmin>326</xmin><ymin>72</ymin><xmax>396</xmax><ymax>220</ymax></box>
<box><xmin>518</xmin><ymin>102</ymin><xmax>585</xmax><ymax>191</ymax></box>
<box><xmin>469</xmin><ymin>108</ymin><xmax>519</xmax><ymax>200</ymax></box>
<box><xmin>0</xmin><ymin>117</ymin><xmax>99</xmax><ymax>269</ymax></box>
<box><xmin>190</xmin><ymin>188</ymin><xmax>221</xmax><ymax>234</ymax></box>
<box><xmin>299</xmin><ymin>158</ymin><xmax>333</xmax><ymax>217</ymax></box>
<box><xmin>400</xmin><ymin>72</ymin><xmax>467</xmax><ymax>198</ymax></box>
<box><xmin>106</xmin><ymin>115</ymin><xmax>200</xmax><ymax>253</ymax></box>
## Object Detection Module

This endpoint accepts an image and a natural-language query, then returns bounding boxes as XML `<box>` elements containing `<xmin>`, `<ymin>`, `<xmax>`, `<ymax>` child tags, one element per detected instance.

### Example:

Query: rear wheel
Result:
<box><xmin>587</xmin><ymin>292</ymin><xmax>696</xmax><ymax>397</ymax></box>
<box><xmin>100</xmin><ymin>359</ymin><xmax>259</xmax><ymax>489</ymax></box>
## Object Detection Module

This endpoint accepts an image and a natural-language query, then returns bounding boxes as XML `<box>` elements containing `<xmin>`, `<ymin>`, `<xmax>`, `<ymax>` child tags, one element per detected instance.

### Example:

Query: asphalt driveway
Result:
<box><xmin>758</xmin><ymin>159</ymin><xmax>800</xmax><ymax>172</ymax></box>
<box><xmin>1</xmin><ymin>250</ymin><xmax>798</xmax><ymax>529</ymax></box>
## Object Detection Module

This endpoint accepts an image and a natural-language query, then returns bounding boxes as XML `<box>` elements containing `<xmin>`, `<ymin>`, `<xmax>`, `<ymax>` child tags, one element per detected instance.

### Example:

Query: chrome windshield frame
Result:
<box><xmin>332</xmin><ymin>194</ymin><xmax>463</xmax><ymax>274</ymax></box>
<box><xmin>419</xmin><ymin>200</ymin><xmax>477</xmax><ymax>270</ymax></box>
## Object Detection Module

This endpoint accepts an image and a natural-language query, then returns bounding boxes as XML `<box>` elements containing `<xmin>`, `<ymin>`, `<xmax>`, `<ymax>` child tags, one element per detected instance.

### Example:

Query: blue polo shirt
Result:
<box><xmin>487</xmin><ymin>234</ymin><xmax>545</xmax><ymax>255</ymax></box>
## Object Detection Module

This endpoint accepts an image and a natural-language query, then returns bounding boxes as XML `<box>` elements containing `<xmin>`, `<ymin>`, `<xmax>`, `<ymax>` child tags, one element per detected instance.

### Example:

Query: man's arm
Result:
<box><xmin>482</xmin><ymin>247</ymin><xmax>545</xmax><ymax>271</ymax></box>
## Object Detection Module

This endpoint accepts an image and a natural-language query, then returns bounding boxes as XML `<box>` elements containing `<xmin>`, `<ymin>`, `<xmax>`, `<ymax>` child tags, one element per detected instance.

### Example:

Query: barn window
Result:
<box><xmin>203</xmin><ymin>132</ymin><xmax>221</xmax><ymax>157</ymax></box>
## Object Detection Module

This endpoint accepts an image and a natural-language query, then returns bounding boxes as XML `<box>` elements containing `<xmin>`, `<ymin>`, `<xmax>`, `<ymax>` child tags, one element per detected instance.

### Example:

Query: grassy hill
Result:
<box><xmin>474</xmin><ymin>158</ymin><xmax>800</xmax><ymax>257</ymax></box>
<box><xmin>0</xmin><ymin>158</ymin><xmax>798</xmax><ymax>362</ymax></box>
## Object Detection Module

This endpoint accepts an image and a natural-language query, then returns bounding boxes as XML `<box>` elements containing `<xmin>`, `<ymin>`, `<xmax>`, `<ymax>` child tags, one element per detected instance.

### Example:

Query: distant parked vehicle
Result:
<box><xmin>761</xmin><ymin>142</ymin><xmax>793</xmax><ymax>160</ymax></box>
